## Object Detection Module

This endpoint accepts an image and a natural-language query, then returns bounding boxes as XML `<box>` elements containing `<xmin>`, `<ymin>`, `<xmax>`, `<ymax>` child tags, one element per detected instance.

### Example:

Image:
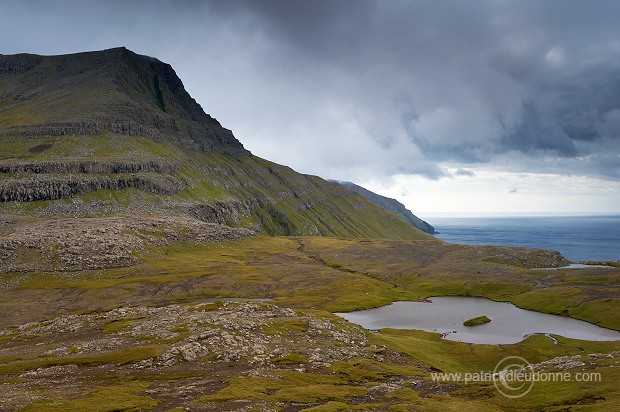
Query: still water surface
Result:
<box><xmin>336</xmin><ymin>297</ymin><xmax>620</xmax><ymax>344</ymax></box>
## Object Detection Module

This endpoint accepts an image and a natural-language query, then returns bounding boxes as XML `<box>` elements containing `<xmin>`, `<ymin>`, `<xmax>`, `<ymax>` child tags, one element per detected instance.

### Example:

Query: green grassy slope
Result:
<box><xmin>0</xmin><ymin>49</ymin><xmax>431</xmax><ymax>240</ymax></box>
<box><xmin>335</xmin><ymin>180</ymin><xmax>436</xmax><ymax>234</ymax></box>
<box><xmin>0</xmin><ymin>133</ymin><xmax>431</xmax><ymax>239</ymax></box>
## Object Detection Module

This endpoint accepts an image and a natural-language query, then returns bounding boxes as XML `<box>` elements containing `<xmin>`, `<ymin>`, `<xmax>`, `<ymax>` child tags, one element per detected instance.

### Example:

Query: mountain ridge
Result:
<box><xmin>0</xmin><ymin>47</ymin><xmax>432</xmax><ymax>240</ymax></box>
<box><xmin>333</xmin><ymin>181</ymin><xmax>436</xmax><ymax>234</ymax></box>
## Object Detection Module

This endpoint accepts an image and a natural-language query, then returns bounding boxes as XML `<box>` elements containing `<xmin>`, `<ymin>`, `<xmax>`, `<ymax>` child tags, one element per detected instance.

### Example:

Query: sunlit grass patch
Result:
<box><xmin>262</xmin><ymin>318</ymin><xmax>308</xmax><ymax>335</ymax></box>
<box><xmin>330</xmin><ymin>358</ymin><xmax>421</xmax><ymax>383</ymax></box>
<box><xmin>273</xmin><ymin>353</ymin><xmax>308</xmax><ymax>365</ymax></box>
<box><xmin>199</xmin><ymin>373</ymin><xmax>367</xmax><ymax>404</ymax></box>
<box><xmin>15</xmin><ymin>381</ymin><xmax>158</xmax><ymax>412</ymax></box>
<box><xmin>274</xmin><ymin>384</ymin><xmax>367</xmax><ymax>403</ymax></box>
<box><xmin>285</xmin><ymin>278</ymin><xmax>420</xmax><ymax>312</ymax></box>
<box><xmin>570</xmin><ymin>297</ymin><xmax>620</xmax><ymax>330</ymax></box>
<box><xmin>299</xmin><ymin>401</ymin><xmax>378</xmax><ymax>411</ymax></box>
<box><xmin>511</xmin><ymin>287</ymin><xmax>582</xmax><ymax>314</ymax></box>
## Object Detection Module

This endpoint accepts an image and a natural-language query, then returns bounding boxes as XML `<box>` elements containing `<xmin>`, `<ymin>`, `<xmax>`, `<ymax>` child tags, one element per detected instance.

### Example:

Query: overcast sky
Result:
<box><xmin>2</xmin><ymin>0</ymin><xmax>620</xmax><ymax>217</ymax></box>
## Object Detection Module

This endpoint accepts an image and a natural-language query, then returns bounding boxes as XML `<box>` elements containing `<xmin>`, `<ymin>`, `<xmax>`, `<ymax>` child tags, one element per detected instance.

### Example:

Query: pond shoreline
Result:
<box><xmin>335</xmin><ymin>296</ymin><xmax>620</xmax><ymax>345</ymax></box>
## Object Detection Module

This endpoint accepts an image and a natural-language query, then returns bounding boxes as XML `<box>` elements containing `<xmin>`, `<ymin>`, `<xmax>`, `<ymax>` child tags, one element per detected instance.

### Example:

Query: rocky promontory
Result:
<box><xmin>0</xmin><ymin>214</ymin><xmax>254</xmax><ymax>272</ymax></box>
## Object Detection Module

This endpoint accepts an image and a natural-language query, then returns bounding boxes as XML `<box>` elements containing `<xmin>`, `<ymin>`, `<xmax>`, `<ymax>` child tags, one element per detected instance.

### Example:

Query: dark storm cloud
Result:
<box><xmin>205</xmin><ymin>0</ymin><xmax>620</xmax><ymax>179</ymax></box>
<box><xmin>1</xmin><ymin>0</ymin><xmax>619</xmax><ymax>181</ymax></box>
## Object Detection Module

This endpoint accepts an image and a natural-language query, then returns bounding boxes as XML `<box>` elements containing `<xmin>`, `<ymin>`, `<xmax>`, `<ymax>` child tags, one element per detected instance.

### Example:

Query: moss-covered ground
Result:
<box><xmin>0</xmin><ymin>234</ymin><xmax>618</xmax><ymax>411</ymax></box>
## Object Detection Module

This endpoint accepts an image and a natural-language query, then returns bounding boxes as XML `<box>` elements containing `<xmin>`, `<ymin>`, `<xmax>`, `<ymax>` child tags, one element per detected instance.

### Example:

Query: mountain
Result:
<box><xmin>0</xmin><ymin>47</ymin><xmax>432</xmax><ymax>240</ymax></box>
<box><xmin>0</xmin><ymin>47</ymin><xmax>244</xmax><ymax>154</ymax></box>
<box><xmin>334</xmin><ymin>181</ymin><xmax>436</xmax><ymax>234</ymax></box>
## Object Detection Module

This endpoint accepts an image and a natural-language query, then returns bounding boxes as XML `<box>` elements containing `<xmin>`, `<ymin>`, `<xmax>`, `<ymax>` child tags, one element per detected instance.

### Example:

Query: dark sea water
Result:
<box><xmin>429</xmin><ymin>215</ymin><xmax>620</xmax><ymax>262</ymax></box>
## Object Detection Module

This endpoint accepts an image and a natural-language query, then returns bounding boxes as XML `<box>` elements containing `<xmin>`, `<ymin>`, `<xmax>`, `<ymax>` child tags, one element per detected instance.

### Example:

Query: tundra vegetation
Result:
<box><xmin>1</xmin><ymin>229</ymin><xmax>619</xmax><ymax>411</ymax></box>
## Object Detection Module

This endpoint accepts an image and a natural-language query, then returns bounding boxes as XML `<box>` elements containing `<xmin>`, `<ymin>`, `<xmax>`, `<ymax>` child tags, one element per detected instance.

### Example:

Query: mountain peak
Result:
<box><xmin>0</xmin><ymin>48</ymin><xmax>246</xmax><ymax>154</ymax></box>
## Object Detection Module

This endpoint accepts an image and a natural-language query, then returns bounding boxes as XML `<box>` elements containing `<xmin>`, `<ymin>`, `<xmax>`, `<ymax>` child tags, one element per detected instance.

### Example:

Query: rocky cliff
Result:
<box><xmin>0</xmin><ymin>48</ymin><xmax>431</xmax><ymax>240</ymax></box>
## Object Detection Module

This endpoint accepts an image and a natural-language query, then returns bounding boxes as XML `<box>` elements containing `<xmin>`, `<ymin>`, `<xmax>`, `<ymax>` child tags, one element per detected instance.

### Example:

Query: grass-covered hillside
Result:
<box><xmin>335</xmin><ymin>180</ymin><xmax>436</xmax><ymax>234</ymax></box>
<box><xmin>0</xmin><ymin>48</ymin><xmax>430</xmax><ymax>240</ymax></box>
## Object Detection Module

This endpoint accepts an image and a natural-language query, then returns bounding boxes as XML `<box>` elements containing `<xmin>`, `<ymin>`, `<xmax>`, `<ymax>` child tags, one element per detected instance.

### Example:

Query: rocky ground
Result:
<box><xmin>0</xmin><ymin>301</ymin><xmax>433</xmax><ymax>411</ymax></box>
<box><xmin>0</xmin><ymin>214</ymin><xmax>254</xmax><ymax>272</ymax></box>
<box><xmin>1</xmin><ymin>300</ymin><xmax>619</xmax><ymax>411</ymax></box>
<box><xmin>0</xmin><ymin>213</ymin><xmax>618</xmax><ymax>410</ymax></box>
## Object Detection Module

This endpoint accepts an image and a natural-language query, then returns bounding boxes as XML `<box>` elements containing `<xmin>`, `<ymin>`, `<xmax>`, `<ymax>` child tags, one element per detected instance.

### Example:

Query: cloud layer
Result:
<box><xmin>2</xmin><ymin>0</ymin><xmax>619</xmax><ymax>186</ymax></box>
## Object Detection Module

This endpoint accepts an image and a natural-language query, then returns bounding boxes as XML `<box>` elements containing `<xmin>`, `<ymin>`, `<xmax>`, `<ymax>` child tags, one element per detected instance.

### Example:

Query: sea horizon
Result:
<box><xmin>427</xmin><ymin>215</ymin><xmax>620</xmax><ymax>263</ymax></box>
<box><xmin>421</xmin><ymin>212</ymin><xmax>620</xmax><ymax>219</ymax></box>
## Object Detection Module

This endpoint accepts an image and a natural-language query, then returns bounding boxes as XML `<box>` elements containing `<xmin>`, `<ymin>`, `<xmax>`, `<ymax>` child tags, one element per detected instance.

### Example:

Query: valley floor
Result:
<box><xmin>1</xmin><ymin>214</ymin><xmax>619</xmax><ymax>411</ymax></box>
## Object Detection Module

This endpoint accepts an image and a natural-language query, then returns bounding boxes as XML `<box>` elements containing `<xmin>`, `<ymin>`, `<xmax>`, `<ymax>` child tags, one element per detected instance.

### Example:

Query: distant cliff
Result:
<box><xmin>333</xmin><ymin>181</ymin><xmax>436</xmax><ymax>234</ymax></box>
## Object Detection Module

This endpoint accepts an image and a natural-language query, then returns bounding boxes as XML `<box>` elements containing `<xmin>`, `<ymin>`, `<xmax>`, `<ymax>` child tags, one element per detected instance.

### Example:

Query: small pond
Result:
<box><xmin>335</xmin><ymin>296</ymin><xmax>620</xmax><ymax>344</ymax></box>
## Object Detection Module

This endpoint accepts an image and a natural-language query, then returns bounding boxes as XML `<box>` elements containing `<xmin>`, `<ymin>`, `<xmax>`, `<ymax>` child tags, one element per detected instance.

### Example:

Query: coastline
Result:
<box><xmin>430</xmin><ymin>215</ymin><xmax>620</xmax><ymax>262</ymax></box>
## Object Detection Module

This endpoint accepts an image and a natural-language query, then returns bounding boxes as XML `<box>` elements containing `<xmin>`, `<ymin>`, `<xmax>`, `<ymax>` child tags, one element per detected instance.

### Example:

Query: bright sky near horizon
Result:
<box><xmin>1</xmin><ymin>0</ymin><xmax>620</xmax><ymax>217</ymax></box>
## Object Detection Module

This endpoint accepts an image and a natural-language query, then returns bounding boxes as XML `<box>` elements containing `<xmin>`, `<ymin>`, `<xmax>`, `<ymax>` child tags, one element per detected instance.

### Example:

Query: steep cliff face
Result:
<box><xmin>0</xmin><ymin>174</ymin><xmax>184</xmax><ymax>202</ymax></box>
<box><xmin>0</xmin><ymin>48</ymin><xmax>431</xmax><ymax>240</ymax></box>
<box><xmin>0</xmin><ymin>159</ymin><xmax>179</xmax><ymax>174</ymax></box>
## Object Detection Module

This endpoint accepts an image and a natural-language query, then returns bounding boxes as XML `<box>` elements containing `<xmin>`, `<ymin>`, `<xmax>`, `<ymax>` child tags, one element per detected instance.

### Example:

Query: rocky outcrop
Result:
<box><xmin>9</xmin><ymin>301</ymin><xmax>373</xmax><ymax>370</ymax></box>
<box><xmin>0</xmin><ymin>174</ymin><xmax>184</xmax><ymax>202</ymax></box>
<box><xmin>1</xmin><ymin>121</ymin><xmax>160</xmax><ymax>139</ymax></box>
<box><xmin>0</xmin><ymin>159</ymin><xmax>179</xmax><ymax>174</ymax></box>
<box><xmin>181</xmin><ymin>199</ymin><xmax>257</xmax><ymax>226</ymax></box>
<box><xmin>0</xmin><ymin>215</ymin><xmax>255</xmax><ymax>272</ymax></box>
<box><xmin>0</xmin><ymin>157</ymin><xmax>183</xmax><ymax>202</ymax></box>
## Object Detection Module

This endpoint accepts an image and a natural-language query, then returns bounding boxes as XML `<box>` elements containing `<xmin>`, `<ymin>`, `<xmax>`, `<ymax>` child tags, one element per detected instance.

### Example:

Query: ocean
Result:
<box><xmin>428</xmin><ymin>215</ymin><xmax>620</xmax><ymax>262</ymax></box>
